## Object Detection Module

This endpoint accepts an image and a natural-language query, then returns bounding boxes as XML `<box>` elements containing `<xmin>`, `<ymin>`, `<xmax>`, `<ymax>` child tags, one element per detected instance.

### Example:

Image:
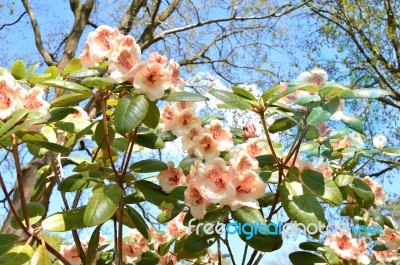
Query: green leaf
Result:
<box><xmin>44</xmin><ymin>66</ymin><xmax>59</xmax><ymax>79</ymax></box>
<box><xmin>209</xmin><ymin>89</ymin><xmax>252</xmax><ymax>110</ymax></box>
<box><xmin>169</xmin><ymin>186</ymin><xmax>187</xmax><ymax>201</ymax></box>
<box><xmin>261</xmin><ymin>84</ymin><xmax>282</xmax><ymax>104</ymax></box>
<box><xmin>81</xmin><ymin>77</ymin><xmax>115</xmax><ymax>88</ymax></box>
<box><xmin>232</xmin><ymin>86</ymin><xmax>257</xmax><ymax>101</ymax></box>
<box><xmin>137</xmin><ymin>251</ymin><xmax>160</xmax><ymax>265</ymax></box>
<box><xmin>178</xmin><ymin>155</ymin><xmax>197</xmax><ymax>174</ymax></box>
<box><xmin>335</xmin><ymin>174</ymin><xmax>354</xmax><ymax>187</ymax></box>
<box><xmin>299</xmin><ymin>241</ymin><xmax>325</xmax><ymax>251</ymax></box>
<box><xmin>126</xmin><ymin>205</ymin><xmax>151</xmax><ymax>241</ymax></box>
<box><xmin>31</xmin><ymin>245</ymin><xmax>52</xmax><ymax>265</ymax></box>
<box><xmin>143</xmin><ymin>101</ymin><xmax>160</xmax><ymax>129</ymax></box>
<box><xmin>11</xmin><ymin>60</ymin><xmax>26</xmax><ymax>79</ymax></box>
<box><xmin>42</xmin><ymin>79</ymin><xmax>92</xmax><ymax>94</ymax></box>
<box><xmin>136</xmin><ymin>133</ymin><xmax>164</xmax><ymax>149</ymax></box>
<box><xmin>156</xmin><ymin>206</ymin><xmax>184</xmax><ymax>223</ymax></box>
<box><xmin>48</xmin><ymin>107</ymin><xmax>78</xmax><ymax>123</ymax></box>
<box><xmin>62</xmin><ymin>57</ymin><xmax>82</xmax><ymax>76</ymax></box>
<box><xmin>0</xmin><ymin>234</ymin><xmax>19</xmax><ymax>254</ymax></box>
<box><xmin>280</xmin><ymin>178</ymin><xmax>327</xmax><ymax>231</ymax></box>
<box><xmin>58</xmin><ymin>175</ymin><xmax>102</xmax><ymax>192</ymax></box>
<box><xmin>289</xmin><ymin>251</ymin><xmax>326</xmax><ymax>265</ymax></box>
<box><xmin>130</xmin><ymin>159</ymin><xmax>168</xmax><ymax>173</ymax></box>
<box><xmin>50</xmin><ymin>92</ymin><xmax>92</xmax><ymax>107</ymax></box>
<box><xmin>258</xmin><ymin>192</ymin><xmax>276</xmax><ymax>207</ymax></box>
<box><xmin>86</xmin><ymin>225</ymin><xmax>102</xmax><ymax>265</ymax></box>
<box><xmin>134</xmin><ymin>180</ymin><xmax>178</xmax><ymax>209</ymax></box>
<box><xmin>340</xmin><ymin>114</ymin><xmax>364</xmax><ymax>133</ymax></box>
<box><xmin>319</xmin><ymin>84</ymin><xmax>351</xmax><ymax>99</ymax></box>
<box><xmin>162</xmin><ymin>92</ymin><xmax>208</xmax><ymax>102</ymax></box>
<box><xmin>342</xmin><ymin>88</ymin><xmax>394</xmax><ymax>99</ymax></box>
<box><xmin>31</xmin><ymin>141</ymin><xmax>70</xmax><ymax>154</ymax></box>
<box><xmin>307</xmin><ymin>97</ymin><xmax>339</xmax><ymax>126</ymax></box>
<box><xmin>10</xmin><ymin>202</ymin><xmax>45</xmax><ymax>229</ymax></box>
<box><xmin>301</xmin><ymin>170</ymin><xmax>343</xmax><ymax>205</ymax></box>
<box><xmin>42</xmin><ymin>206</ymin><xmax>87</xmax><ymax>231</ymax></box>
<box><xmin>115</xmin><ymin>94</ymin><xmax>149</xmax><ymax>135</ymax></box>
<box><xmin>69</xmin><ymin>69</ymin><xmax>100</xmax><ymax>78</ymax></box>
<box><xmin>84</xmin><ymin>184</ymin><xmax>123</xmax><ymax>226</ymax></box>
<box><xmin>305</xmin><ymin>126</ymin><xmax>320</xmax><ymax>140</ymax></box>
<box><xmin>352</xmin><ymin>178</ymin><xmax>375</xmax><ymax>208</ymax></box>
<box><xmin>1</xmin><ymin>244</ymin><xmax>34</xmax><ymax>265</ymax></box>
<box><xmin>381</xmin><ymin>148</ymin><xmax>400</xmax><ymax>156</ymax></box>
<box><xmin>256</xmin><ymin>154</ymin><xmax>276</xmax><ymax>168</ymax></box>
<box><xmin>0</xmin><ymin>109</ymin><xmax>28</xmax><ymax>137</ymax></box>
<box><xmin>27</xmin><ymin>73</ymin><xmax>52</xmax><ymax>84</ymax></box>
<box><xmin>180</xmin><ymin>234</ymin><xmax>215</xmax><ymax>259</ymax></box>
<box><xmin>296</xmin><ymin>94</ymin><xmax>321</xmax><ymax>106</ymax></box>
<box><xmin>158</xmin><ymin>237</ymin><xmax>177</xmax><ymax>256</ymax></box>
<box><xmin>269</xmin><ymin>117</ymin><xmax>297</xmax><ymax>133</ymax></box>
<box><xmin>26</xmin><ymin>62</ymin><xmax>40</xmax><ymax>79</ymax></box>
<box><xmin>94</xmin><ymin>120</ymin><xmax>115</xmax><ymax>148</ymax></box>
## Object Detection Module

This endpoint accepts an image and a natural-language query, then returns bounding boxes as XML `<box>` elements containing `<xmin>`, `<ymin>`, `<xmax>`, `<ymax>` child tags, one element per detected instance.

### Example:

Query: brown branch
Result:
<box><xmin>384</xmin><ymin>0</ymin><xmax>400</xmax><ymax>68</ymax></box>
<box><xmin>118</xmin><ymin>0</ymin><xmax>147</xmax><ymax>34</ymax></box>
<box><xmin>20</xmin><ymin>0</ymin><xmax>57</xmax><ymax>66</ymax></box>
<box><xmin>0</xmin><ymin>11</ymin><xmax>27</xmax><ymax>30</ymax></box>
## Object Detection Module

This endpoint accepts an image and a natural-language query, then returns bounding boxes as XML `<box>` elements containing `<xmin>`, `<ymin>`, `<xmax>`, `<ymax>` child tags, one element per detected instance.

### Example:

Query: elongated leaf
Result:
<box><xmin>62</xmin><ymin>57</ymin><xmax>82</xmax><ymax>76</ymax></box>
<box><xmin>162</xmin><ymin>92</ymin><xmax>208</xmax><ymax>102</ymax></box>
<box><xmin>179</xmin><ymin>234</ymin><xmax>215</xmax><ymax>259</ymax></box>
<box><xmin>306</xmin><ymin>97</ymin><xmax>339</xmax><ymax>126</ymax></box>
<box><xmin>340</xmin><ymin>114</ymin><xmax>364</xmax><ymax>133</ymax></box>
<box><xmin>134</xmin><ymin>180</ymin><xmax>178</xmax><ymax>209</ymax></box>
<box><xmin>342</xmin><ymin>88</ymin><xmax>394</xmax><ymax>99</ymax></box>
<box><xmin>1</xmin><ymin>245</ymin><xmax>34</xmax><ymax>265</ymax></box>
<box><xmin>352</xmin><ymin>178</ymin><xmax>375</xmax><ymax>208</ymax></box>
<box><xmin>319</xmin><ymin>84</ymin><xmax>351</xmax><ymax>99</ymax></box>
<box><xmin>114</xmin><ymin>94</ymin><xmax>149</xmax><ymax>135</ymax></box>
<box><xmin>261</xmin><ymin>84</ymin><xmax>282</xmax><ymax>103</ymax></box>
<box><xmin>58</xmin><ymin>176</ymin><xmax>102</xmax><ymax>192</ymax></box>
<box><xmin>209</xmin><ymin>89</ymin><xmax>252</xmax><ymax>110</ymax></box>
<box><xmin>86</xmin><ymin>225</ymin><xmax>102</xmax><ymax>265</ymax></box>
<box><xmin>126</xmin><ymin>205</ymin><xmax>151</xmax><ymax>241</ymax></box>
<box><xmin>11</xmin><ymin>60</ymin><xmax>26</xmax><ymax>79</ymax></box>
<box><xmin>130</xmin><ymin>159</ymin><xmax>168</xmax><ymax>173</ymax></box>
<box><xmin>50</xmin><ymin>93</ymin><xmax>92</xmax><ymax>107</ymax></box>
<box><xmin>48</xmin><ymin>107</ymin><xmax>78</xmax><ymax>123</ymax></box>
<box><xmin>81</xmin><ymin>77</ymin><xmax>115</xmax><ymax>88</ymax></box>
<box><xmin>44</xmin><ymin>66</ymin><xmax>59</xmax><ymax>79</ymax></box>
<box><xmin>232</xmin><ymin>86</ymin><xmax>257</xmax><ymax>101</ymax></box>
<box><xmin>31</xmin><ymin>245</ymin><xmax>52</xmax><ymax>265</ymax></box>
<box><xmin>382</xmin><ymin>148</ymin><xmax>400</xmax><ymax>156</ymax></box>
<box><xmin>269</xmin><ymin>117</ymin><xmax>297</xmax><ymax>133</ymax></box>
<box><xmin>136</xmin><ymin>133</ymin><xmax>164</xmax><ymax>149</ymax></box>
<box><xmin>84</xmin><ymin>184</ymin><xmax>123</xmax><ymax>226</ymax></box>
<box><xmin>10</xmin><ymin>202</ymin><xmax>46</xmax><ymax>229</ymax></box>
<box><xmin>0</xmin><ymin>109</ymin><xmax>28</xmax><ymax>137</ymax></box>
<box><xmin>142</xmin><ymin>101</ymin><xmax>160</xmax><ymax>129</ymax></box>
<box><xmin>42</xmin><ymin>79</ymin><xmax>92</xmax><ymax>94</ymax></box>
<box><xmin>301</xmin><ymin>170</ymin><xmax>343</xmax><ymax>205</ymax></box>
<box><xmin>137</xmin><ymin>251</ymin><xmax>160</xmax><ymax>265</ymax></box>
<box><xmin>42</xmin><ymin>206</ymin><xmax>87</xmax><ymax>231</ymax></box>
<box><xmin>0</xmin><ymin>234</ymin><xmax>19</xmax><ymax>254</ymax></box>
<box><xmin>289</xmin><ymin>251</ymin><xmax>326</xmax><ymax>265</ymax></box>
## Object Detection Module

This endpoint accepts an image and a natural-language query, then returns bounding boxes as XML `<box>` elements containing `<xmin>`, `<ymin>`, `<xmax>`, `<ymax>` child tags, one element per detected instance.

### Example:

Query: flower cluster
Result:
<box><xmin>324</xmin><ymin>232</ymin><xmax>370</xmax><ymax>264</ymax></box>
<box><xmin>158</xmin><ymin>102</ymin><xmax>267</xmax><ymax>219</ymax></box>
<box><xmin>60</xmin><ymin>235</ymin><xmax>107</xmax><ymax>265</ymax></box>
<box><xmin>80</xmin><ymin>25</ymin><xmax>184</xmax><ymax>101</ymax></box>
<box><xmin>0</xmin><ymin>71</ymin><xmax>50</xmax><ymax>122</ymax></box>
<box><xmin>361</xmin><ymin>176</ymin><xmax>386</xmax><ymax>207</ymax></box>
<box><xmin>371</xmin><ymin>225</ymin><xmax>400</xmax><ymax>264</ymax></box>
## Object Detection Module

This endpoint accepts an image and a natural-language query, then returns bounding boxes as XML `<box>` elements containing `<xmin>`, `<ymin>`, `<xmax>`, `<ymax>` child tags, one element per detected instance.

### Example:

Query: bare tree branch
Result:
<box><xmin>0</xmin><ymin>11</ymin><xmax>27</xmax><ymax>31</ymax></box>
<box><xmin>118</xmin><ymin>0</ymin><xmax>147</xmax><ymax>34</ymax></box>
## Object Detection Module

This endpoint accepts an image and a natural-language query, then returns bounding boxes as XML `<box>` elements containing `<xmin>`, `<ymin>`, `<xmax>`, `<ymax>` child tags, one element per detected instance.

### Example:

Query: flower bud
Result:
<box><xmin>373</xmin><ymin>134</ymin><xmax>387</xmax><ymax>149</ymax></box>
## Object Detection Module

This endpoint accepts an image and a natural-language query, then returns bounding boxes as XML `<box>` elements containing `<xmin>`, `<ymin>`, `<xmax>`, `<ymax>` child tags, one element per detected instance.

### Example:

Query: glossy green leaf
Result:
<box><xmin>134</xmin><ymin>180</ymin><xmax>178</xmax><ymax>209</ymax></box>
<box><xmin>156</xmin><ymin>206</ymin><xmax>184</xmax><ymax>223</ymax></box>
<box><xmin>0</xmin><ymin>109</ymin><xmax>28</xmax><ymax>137</ymax></box>
<box><xmin>10</xmin><ymin>202</ymin><xmax>45</xmax><ymax>229</ymax></box>
<box><xmin>280</xmin><ymin>179</ymin><xmax>327</xmax><ymax>231</ymax></box>
<box><xmin>0</xmin><ymin>234</ymin><xmax>19</xmax><ymax>254</ymax></box>
<box><xmin>137</xmin><ymin>251</ymin><xmax>160</xmax><ymax>265</ymax></box>
<box><xmin>94</xmin><ymin>120</ymin><xmax>115</xmax><ymax>148</ymax></box>
<box><xmin>162</xmin><ymin>92</ymin><xmax>208</xmax><ymax>102</ymax></box>
<box><xmin>58</xmin><ymin>175</ymin><xmax>102</xmax><ymax>192</ymax></box>
<box><xmin>84</xmin><ymin>184</ymin><xmax>123</xmax><ymax>226</ymax></box>
<box><xmin>26</xmin><ymin>62</ymin><xmax>40</xmax><ymax>78</ymax></box>
<box><xmin>126</xmin><ymin>205</ymin><xmax>151</xmax><ymax>241</ymax></box>
<box><xmin>232</xmin><ymin>86</ymin><xmax>257</xmax><ymax>101</ymax></box>
<box><xmin>301</xmin><ymin>170</ymin><xmax>343</xmax><ymax>205</ymax></box>
<box><xmin>269</xmin><ymin>117</ymin><xmax>297</xmax><ymax>133</ymax></box>
<box><xmin>48</xmin><ymin>107</ymin><xmax>78</xmax><ymax>122</ymax></box>
<box><xmin>180</xmin><ymin>233</ymin><xmax>215</xmax><ymax>259</ymax></box>
<box><xmin>382</xmin><ymin>148</ymin><xmax>400</xmax><ymax>156</ymax></box>
<box><xmin>130</xmin><ymin>159</ymin><xmax>168</xmax><ymax>173</ymax></box>
<box><xmin>31</xmin><ymin>245</ymin><xmax>52</xmax><ymax>265</ymax></box>
<box><xmin>352</xmin><ymin>178</ymin><xmax>375</xmax><ymax>208</ymax></box>
<box><xmin>296</xmin><ymin>94</ymin><xmax>321</xmax><ymax>105</ymax></box>
<box><xmin>42</xmin><ymin>206</ymin><xmax>87</xmax><ymax>231</ymax></box>
<box><xmin>81</xmin><ymin>77</ymin><xmax>115</xmax><ymax>88</ymax></box>
<box><xmin>306</xmin><ymin>97</ymin><xmax>339</xmax><ymax>126</ymax></box>
<box><xmin>342</xmin><ymin>88</ymin><xmax>394</xmax><ymax>99</ymax></box>
<box><xmin>258</xmin><ymin>192</ymin><xmax>276</xmax><ymax>207</ymax></box>
<box><xmin>1</xmin><ymin>244</ymin><xmax>34</xmax><ymax>265</ymax></box>
<box><xmin>42</xmin><ymin>79</ymin><xmax>92</xmax><ymax>94</ymax></box>
<box><xmin>142</xmin><ymin>101</ymin><xmax>160</xmax><ymax>129</ymax></box>
<box><xmin>319</xmin><ymin>84</ymin><xmax>351</xmax><ymax>99</ymax></box>
<box><xmin>136</xmin><ymin>133</ymin><xmax>164</xmax><ymax>149</ymax></box>
<box><xmin>114</xmin><ymin>94</ymin><xmax>149</xmax><ymax>135</ymax></box>
<box><xmin>178</xmin><ymin>155</ymin><xmax>197</xmax><ymax>174</ymax></box>
<box><xmin>169</xmin><ymin>186</ymin><xmax>187</xmax><ymax>201</ymax></box>
<box><xmin>11</xmin><ymin>60</ymin><xmax>26</xmax><ymax>79</ymax></box>
<box><xmin>261</xmin><ymin>84</ymin><xmax>282</xmax><ymax>104</ymax></box>
<box><xmin>305</xmin><ymin>126</ymin><xmax>320</xmax><ymax>140</ymax></box>
<box><xmin>334</xmin><ymin>174</ymin><xmax>354</xmax><ymax>187</ymax></box>
<box><xmin>209</xmin><ymin>89</ymin><xmax>252</xmax><ymax>110</ymax></box>
<box><xmin>50</xmin><ymin>92</ymin><xmax>92</xmax><ymax>107</ymax></box>
<box><xmin>62</xmin><ymin>57</ymin><xmax>82</xmax><ymax>76</ymax></box>
<box><xmin>289</xmin><ymin>251</ymin><xmax>326</xmax><ymax>265</ymax></box>
<box><xmin>340</xmin><ymin>114</ymin><xmax>364</xmax><ymax>133</ymax></box>
<box><xmin>44</xmin><ymin>66</ymin><xmax>59</xmax><ymax>79</ymax></box>
<box><xmin>158</xmin><ymin>237</ymin><xmax>177</xmax><ymax>256</ymax></box>
<box><xmin>298</xmin><ymin>241</ymin><xmax>325</xmax><ymax>251</ymax></box>
<box><xmin>27</xmin><ymin>73</ymin><xmax>52</xmax><ymax>84</ymax></box>
<box><xmin>86</xmin><ymin>225</ymin><xmax>102</xmax><ymax>265</ymax></box>
<box><xmin>256</xmin><ymin>155</ymin><xmax>276</xmax><ymax>168</ymax></box>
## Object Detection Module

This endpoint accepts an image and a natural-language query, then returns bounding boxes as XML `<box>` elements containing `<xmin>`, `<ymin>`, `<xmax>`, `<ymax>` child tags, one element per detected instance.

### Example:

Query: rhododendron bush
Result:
<box><xmin>0</xmin><ymin>25</ymin><xmax>399</xmax><ymax>265</ymax></box>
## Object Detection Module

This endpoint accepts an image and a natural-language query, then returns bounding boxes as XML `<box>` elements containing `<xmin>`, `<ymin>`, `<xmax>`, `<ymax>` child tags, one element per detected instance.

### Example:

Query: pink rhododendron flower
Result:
<box><xmin>184</xmin><ymin>184</ymin><xmax>210</xmax><ymax>220</ymax></box>
<box><xmin>171</xmin><ymin>108</ymin><xmax>201</xmax><ymax>136</ymax></box>
<box><xmin>121</xmin><ymin>241</ymin><xmax>144</xmax><ymax>264</ymax></box>
<box><xmin>361</xmin><ymin>176</ymin><xmax>386</xmax><ymax>207</ymax></box>
<box><xmin>298</xmin><ymin>157</ymin><xmax>333</xmax><ymax>179</ymax></box>
<box><xmin>192</xmin><ymin>133</ymin><xmax>220</xmax><ymax>161</ymax></box>
<box><xmin>66</xmin><ymin>106</ymin><xmax>91</xmax><ymax>121</ymax></box>
<box><xmin>167</xmin><ymin>212</ymin><xmax>187</xmax><ymax>238</ymax></box>
<box><xmin>108</xmin><ymin>34</ymin><xmax>142</xmax><ymax>82</ymax></box>
<box><xmin>379</xmin><ymin>227</ymin><xmax>400</xmax><ymax>250</ymax></box>
<box><xmin>80</xmin><ymin>25</ymin><xmax>120</xmax><ymax>67</ymax></box>
<box><xmin>157</xmin><ymin>161</ymin><xmax>186</xmax><ymax>193</ymax></box>
<box><xmin>239</xmin><ymin>138</ymin><xmax>270</xmax><ymax>158</ymax></box>
<box><xmin>167</xmin><ymin>59</ymin><xmax>185</xmax><ymax>92</ymax></box>
<box><xmin>229</xmin><ymin>151</ymin><xmax>260</xmax><ymax>174</ymax></box>
<box><xmin>133</xmin><ymin>60</ymin><xmax>172</xmax><ymax>101</ymax></box>
<box><xmin>159</xmin><ymin>252</ymin><xmax>177</xmax><ymax>265</ymax></box>
<box><xmin>0</xmin><ymin>72</ymin><xmax>25</xmax><ymax>120</ymax></box>
<box><xmin>223</xmin><ymin>169</ymin><xmax>266</xmax><ymax>210</ymax></box>
<box><xmin>324</xmin><ymin>232</ymin><xmax>370</xmax><ymax>264</ymax></box>
<box><xmin>243</xmin><ymin>122</ymin><xmax>257</xmax><ymax>139</ymax></box>
<box><xmin>372</xmin><ymin>249</ymin><xmax>399</xmax><ymax>264</ymax></box>
<box><xmin>316</xmin><ymin>122</ymin><xmax>331</xmax><ymax>137</ymax></box>
<box><xmin>60</xmin><ymin>244</ymin><xmax>81</xmax><ymax>265</ymax></box>
<box><xmin>148</xmin><ymin>52</ymin><xmax>168</xmax><ymax>65</ymax></box>
<box><xmin>204</xmin><ymin>120</ymin><xmax>233</xmax><ymax>151</ymax></box>
<box><xmin>296</xmin><ymin>67</ymin><xmax>328</xmax><ymax>87</ymax></box>
<box><xmin>191</xmin><ymin>157</ymin><xmax>235</xmax><ymax>203</ymax></box>
<box><xmin>182</xmin><ymin>124</ymin><xmax>204</xmax><ymax>151</ymax></box>
<box><xmin>24</xmin><ymin>86</ymin><xmax>50</xmax><ymax>119</ymax></box>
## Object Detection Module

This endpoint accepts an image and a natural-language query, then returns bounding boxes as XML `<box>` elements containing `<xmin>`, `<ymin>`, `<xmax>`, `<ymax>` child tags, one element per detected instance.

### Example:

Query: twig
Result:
<box><xmin>0</xmin><ymin>11</ymin><xmax>27</xmax><ymax>30</ymax></box>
